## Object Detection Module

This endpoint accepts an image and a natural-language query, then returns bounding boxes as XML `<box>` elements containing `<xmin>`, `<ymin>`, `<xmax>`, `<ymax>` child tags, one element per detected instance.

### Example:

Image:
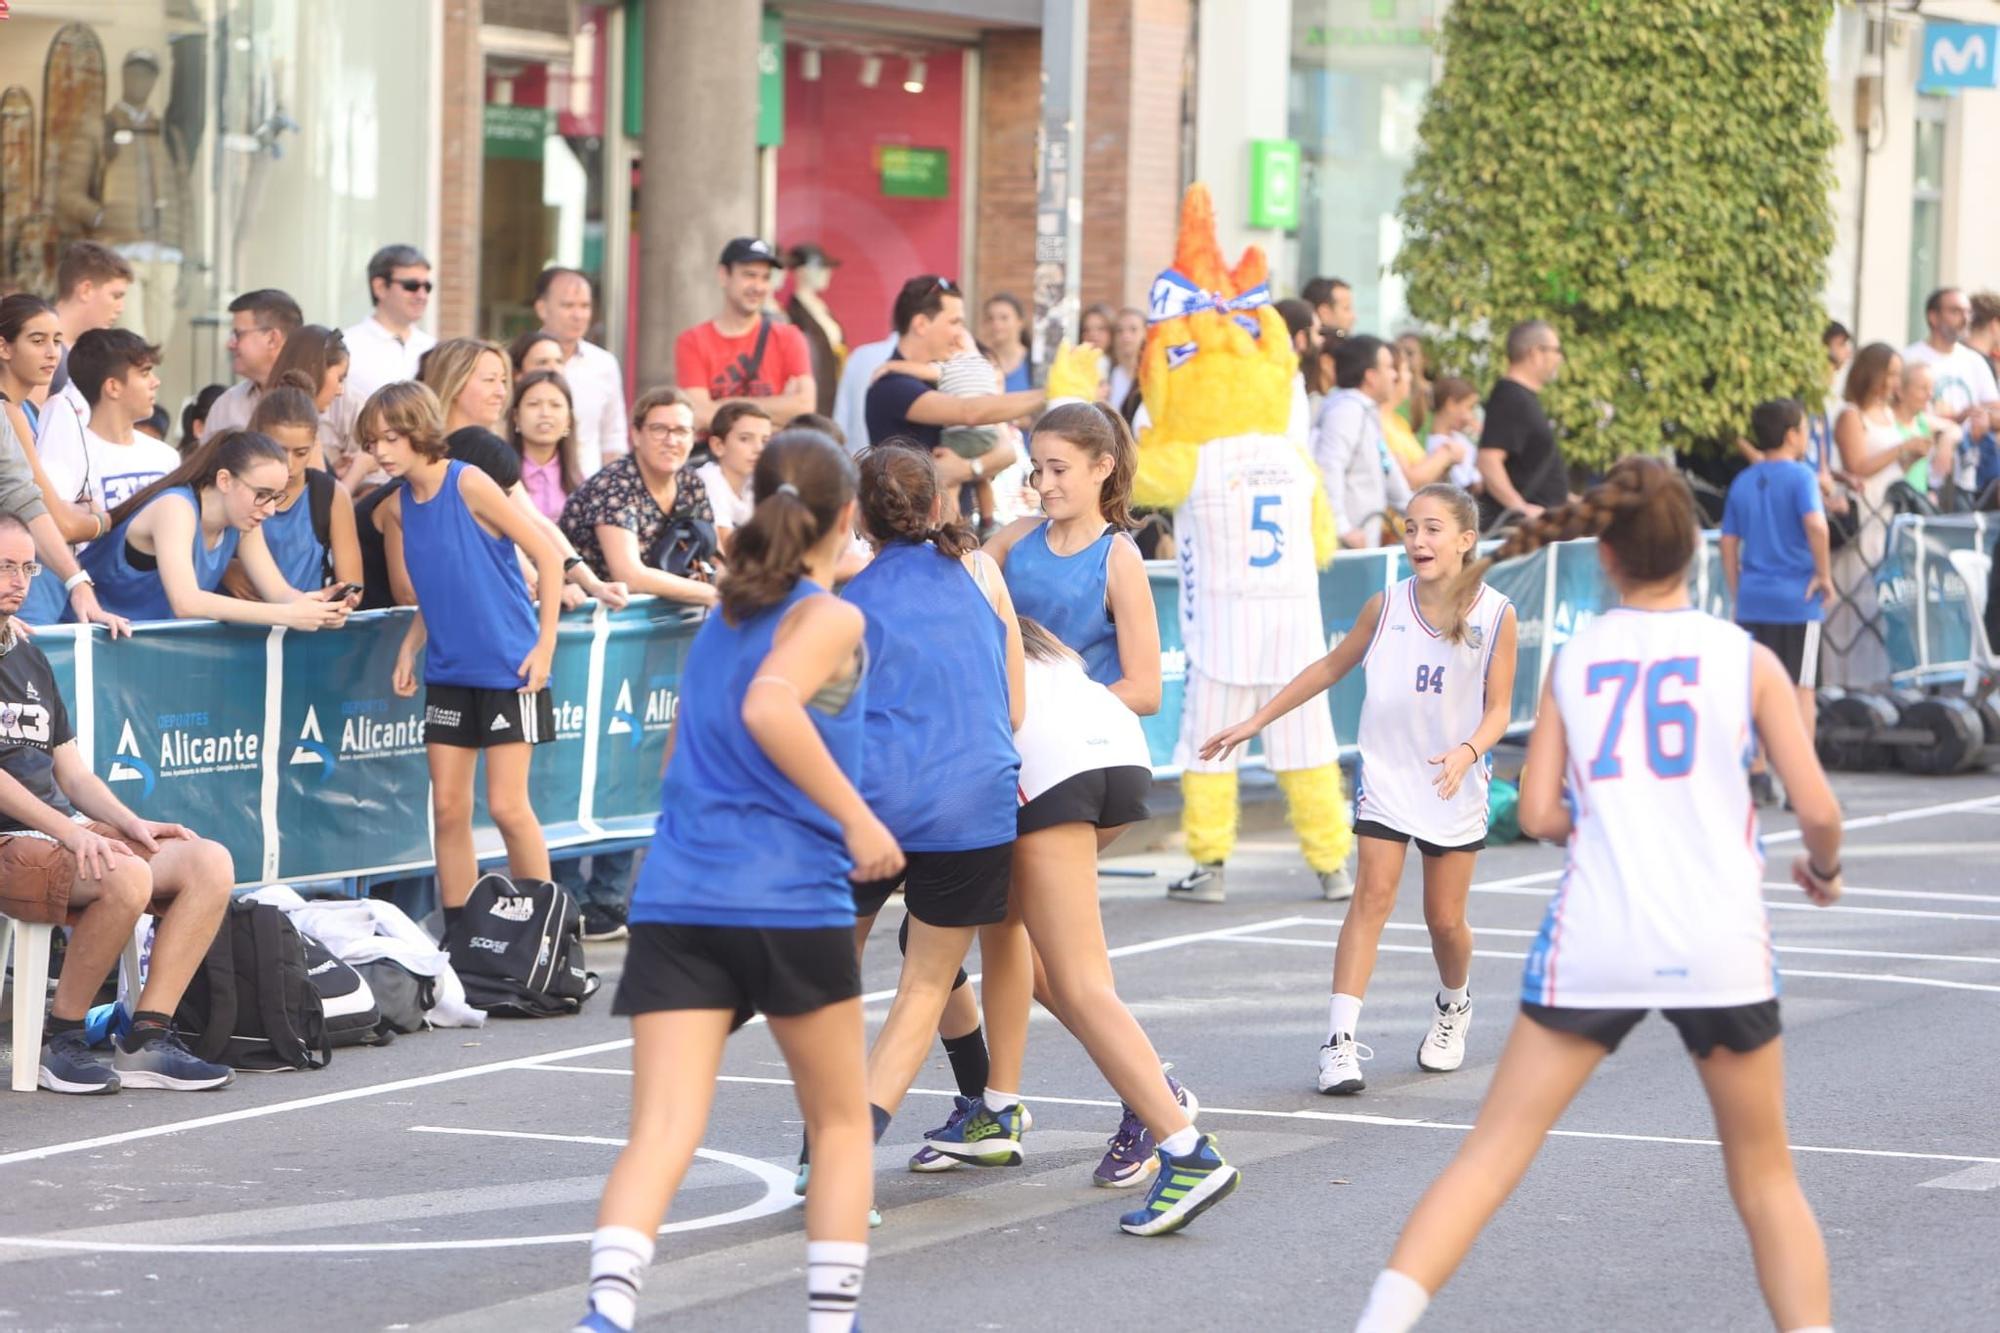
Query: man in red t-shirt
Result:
<box><xmin>673</xmin><ymin>237</ymin><xmax>816</xmax><ymax>431</ymax></box>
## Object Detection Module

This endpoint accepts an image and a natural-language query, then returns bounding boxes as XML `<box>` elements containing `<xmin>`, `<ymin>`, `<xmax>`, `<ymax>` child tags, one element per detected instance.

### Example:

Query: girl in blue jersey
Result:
<box><xmin>1355</xmin><ymin>460</ymin><xmax>1844</xmax><ymax>1333</ymax></box>
<box><xmin>1202</xmin><ymin>484</ymin><xmax>1518</xmax><ymax>1095</ymax></box>
<box><xmin>76</xmin><ymin>429</ymin><xmax>352</xmax><ymax>630</ymax></box>
<box><xmin>980</xmin><ymin>402</ymin><xmax>1232</xmax><ymax>1235</ymax></box>
<box><xmin>239</xmin><ymin>373</ymin><xmax>362</xmax><ymax>598</ymax></box>
<box><xmin>576</xmin><ymin>430</ymin><xmax>893</xmax><ymax>1333</ymax></box>
<box><xmin>842</xmin><ymin>442</ymin><xmax>1031</xmax><ymax>1178</ymax></box>
<box><xmin>366</xmin><ymin>382</ymin><xmax>564</xmax><ymax>923</ymax></box>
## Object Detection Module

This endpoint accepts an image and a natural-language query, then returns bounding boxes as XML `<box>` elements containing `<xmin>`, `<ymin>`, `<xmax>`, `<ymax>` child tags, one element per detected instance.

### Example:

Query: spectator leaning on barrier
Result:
<box><xmin>1722</xmin><ymin>398</ymin><xmax>1834</xmax><ymax>808</ymax></box>
<box><xmin>559</xmin><ymin>386</ymin><xmax>719</xmax><ymax>610</ymax></box>
<box><xmin>1827</xmin><ymin>343</ymin><xmax>1926</xmax><ymax>691</ymax></box>
<box><xmin>1476</xmin><ymin>319</ymin><xmax>1570</xmax><ymax>526</ymax></box>
<box><xmin>204</xmin><ymin>288</ymin><xmax>304</xmax><ymax>436</ymax></box>
<box><xmin>341</xmin><ymin>244</ymin><xmax>437</xmax><ymax>410</ymax></box>
<box><xmin>534</xmin><ymin>266</ymin><xmax>627</xmax><ymax>476</ymax></box>
<box><xmin>0</xmin><ymin>513</ymin><xmax>239</xmax><ymax>1095</ymax></box>
<box><xmin>509</xmin><ymin>369</ymin><xmax>582</xmax><ymax>524</ymax></box>
<box><xmin>694</xmin><ymin>399</ymin><xmax>772</xmax><ymax>548</ymax></box>
<box><xmin>69</xmin><ymin>327</ymin><xmax>179</xmax><ymax>513</ymax></box>
<box><xmin>72</xmin><ymin>428</ymin><xmax>351</xmax><ymax>629</ymax></box>
<box><xmin>1314</xmin><ymin>333</ymin><xmax>1408</xmax><ymax>548</ymax></box>
<box><xmin>674</xmin><ymin>237</ymin><xmax>816</xmax><ymax>432</ymax></box>
<box><xmin>230</xmin><ymin>372</ymin><xmax>363</xmax><ymax>600</ymax></box>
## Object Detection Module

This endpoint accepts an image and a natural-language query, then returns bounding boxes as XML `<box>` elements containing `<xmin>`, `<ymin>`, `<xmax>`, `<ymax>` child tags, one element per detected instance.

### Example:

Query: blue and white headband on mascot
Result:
<box><xmin>1146</xmin><ymin>269</ymin><xmax>1272</xmax><ymax>368</ymax></box>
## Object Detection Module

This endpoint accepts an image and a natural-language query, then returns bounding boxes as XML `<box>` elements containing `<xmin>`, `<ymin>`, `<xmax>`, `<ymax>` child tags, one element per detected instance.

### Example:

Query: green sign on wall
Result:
<box><xmin>484</xmin><ymin>104</ymin><xmax>549</xmax><ymax>162</ymax></box>
<box><xmin>1248</xmin><ymin>138</ymin><xmax>1302</xmax><ymax>230</ymax></box>
<box><xmin>880</xmin><ymin>145</ymin><xmax>950</xmax><ymax>199</ymax></box>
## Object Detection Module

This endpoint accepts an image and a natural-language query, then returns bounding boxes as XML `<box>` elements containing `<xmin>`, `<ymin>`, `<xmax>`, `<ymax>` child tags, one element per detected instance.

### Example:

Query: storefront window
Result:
<box><xmin>1289</xmin><ymin>0</ymin><xmax>1441</xmax><ymax>336</ymax></box>
<box><xmin>1907</xmin><ymin>95</ymin><xmax>1945</xmax><ymax>345</ymax></box>
<box><xmin>1</xmin><ymin>0</ymin><xmax>434</xmax><ymax>416</ymax></box>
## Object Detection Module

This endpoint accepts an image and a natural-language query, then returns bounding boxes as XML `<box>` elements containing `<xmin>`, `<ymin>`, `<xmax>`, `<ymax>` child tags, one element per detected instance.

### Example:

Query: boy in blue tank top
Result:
<box><xmin>360</xmin><ymin>383</ymin><xmax>564</xmax><ymax>929</ymax></box>
<box><xmin>575</xmin><ymin>431</ymin><xmax>891</xmax><ymax>1333</ymax></box>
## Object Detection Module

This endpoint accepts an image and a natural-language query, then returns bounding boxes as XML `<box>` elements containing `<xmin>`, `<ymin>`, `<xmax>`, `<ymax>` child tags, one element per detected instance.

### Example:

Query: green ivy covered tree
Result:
<box><xmin>1395</xmin><ymin>0</ymin><xmax>1837</xmax><ymax>465</ymax></box>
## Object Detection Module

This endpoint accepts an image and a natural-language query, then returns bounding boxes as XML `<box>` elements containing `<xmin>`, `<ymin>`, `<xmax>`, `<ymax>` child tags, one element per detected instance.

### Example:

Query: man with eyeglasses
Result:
<box><xmin>203</xmin><ymin>288</ymin><xmax>304</xmax><ymax>437</ymax></box>
<box><xmin>1476</xmin><ymin>319</ymin><xmax>1572</xmax><ymax>526</ymax></box>
<box><xmin>865</xmin><ymin>275</ymin><xmax>1043</xmax><ymax>486</ymax></box>
<box><xmin>0</xmin><ymin>512</ymin><xmax>237</xmax><ymax>1095</ymax></box>
<box><xmin>342</xmin><ymin>244</ymin><xmax>438</xmax><ymax>410</ymax></box>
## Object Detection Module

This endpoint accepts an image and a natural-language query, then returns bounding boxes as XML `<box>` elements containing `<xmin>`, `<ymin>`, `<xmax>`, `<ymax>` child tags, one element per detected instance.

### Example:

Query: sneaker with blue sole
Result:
<box><xmin>924</xmin><ymin>1096</ymin><xmax>1029</xmax><ymax>1166</ymax></box>
<box><xmin>910</xmin><ymin>1096</ymin><xmax>1034</xmax><ymax>1171</ymax></box>
<box><xmin>1117</xmin><ymin>1133</ymin><xmax>1240</xmax><ymax>1236</ymax></box>
<box><xmin>1094</xmin><ymin>1065</ymin><xmax>1198</xmax><ymax>1188</ymax></box>
<box><xmin>112</xmin><ymin>1030</ymin><xmax>234</xmax><ymax>1090</ymax></box>
<box><xmin>38</xmin><ymin>1029</ymin><xmax>120</xmax><ymax>1095</ymax></box>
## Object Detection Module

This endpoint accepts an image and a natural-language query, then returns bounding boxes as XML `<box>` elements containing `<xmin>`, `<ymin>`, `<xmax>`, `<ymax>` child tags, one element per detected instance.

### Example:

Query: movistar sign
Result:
<box><xmin>1920</xmin><ymin>22</ymin><xmax>1998</xmax><ymax>92</ymax></box>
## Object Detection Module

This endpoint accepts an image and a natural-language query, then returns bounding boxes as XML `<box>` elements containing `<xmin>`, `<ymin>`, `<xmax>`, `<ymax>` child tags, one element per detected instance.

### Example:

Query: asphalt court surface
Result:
<box><xmin>0</xmin><ymin>768</ymin><xmax>1995</xmax><ymax>1331</ymax></box>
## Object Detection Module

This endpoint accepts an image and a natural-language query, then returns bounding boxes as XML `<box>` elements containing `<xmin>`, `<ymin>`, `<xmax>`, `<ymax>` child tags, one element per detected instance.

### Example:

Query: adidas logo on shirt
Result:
<box><xmin>490</xmin><ymin>714</ymin><xmax>511</xmax><ymax>731</ymax></box>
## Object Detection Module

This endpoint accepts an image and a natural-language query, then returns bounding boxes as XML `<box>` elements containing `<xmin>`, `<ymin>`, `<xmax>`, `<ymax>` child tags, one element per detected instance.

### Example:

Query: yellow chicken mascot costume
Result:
<box><xmin>1137</xmin><ymin>186</ymin><xmax>1354</xmax><ymax>903</ymax></box>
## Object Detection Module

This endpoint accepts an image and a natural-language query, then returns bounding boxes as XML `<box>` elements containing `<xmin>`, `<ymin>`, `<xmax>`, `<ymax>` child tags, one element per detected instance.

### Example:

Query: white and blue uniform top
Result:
<box><xmin>842</xmin><ymin>541</ymin><xmax>1018</xmax><ymax>852</ymax></box>
<box><xmin>401</xmin><ymin>460</ymin><xmax>539</xmax><ymax>690</ymax></box>
<box><xmin>1356</xmin><ymin>578</ymin><xmax>1512</xmax><ymax>847</ymax></box>
<box><xmin>1003</xmin><ymin>521</ymin><xmax>1123</xmax><ymax>686</ymax></box>
<box><xmin>630</xmin><ymin>579</ymin><xmax>866</xmax><ymax>930</ymax></box>
<box><xmin>71</xmin><ymin>487</ymin><xmax>237</xmax><ymax>623</ymax></box>
<box><xmin>1523</xmin><ymin>608</ymin><xmax>1770</xmax><ymax>1010</ymax></box>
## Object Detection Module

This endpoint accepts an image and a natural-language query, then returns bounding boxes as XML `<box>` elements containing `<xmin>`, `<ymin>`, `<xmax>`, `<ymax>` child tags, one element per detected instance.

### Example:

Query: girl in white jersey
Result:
<box><xmin>1354</xmin><ymin>459</ymin><xmax>1845</xmax><ymax>1333</ymax></box>
<box><xmin>1203</xmin><ymin>484</ymin><xmax>1518</xmax><ymax>1093</ymax></box>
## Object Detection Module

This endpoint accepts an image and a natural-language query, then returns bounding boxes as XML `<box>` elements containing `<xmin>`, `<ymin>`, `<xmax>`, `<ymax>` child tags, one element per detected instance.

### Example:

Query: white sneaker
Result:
<box><xmin>1417</xmin><ymin>995</ymin><xmax>1473</xmax><ymax>1072</ymax></box>
<box><xmin>1318</xmin><ymin>867</ymin><xmax>1354</xmax><ymax>901</ymax></box>
<box><xmin>1316</xmin><ymin>1034</ymin><xmax>1371</xmax><ymax>1095</ymax></box>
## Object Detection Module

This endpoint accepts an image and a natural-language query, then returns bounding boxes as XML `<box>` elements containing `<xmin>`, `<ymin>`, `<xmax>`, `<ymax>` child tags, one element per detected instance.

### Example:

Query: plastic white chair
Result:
<box><xmin>4</xmin><ymin>915</ymin><xmax>145</xmax><ymax>1093</ymax></box>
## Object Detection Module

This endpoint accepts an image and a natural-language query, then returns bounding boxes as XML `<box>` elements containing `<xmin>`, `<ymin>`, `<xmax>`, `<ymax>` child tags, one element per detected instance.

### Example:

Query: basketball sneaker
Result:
<box><xmin>1317</xmin><ymin>1034</ymin><xmax>1371</xmax><ymax>1094</ymax></box>
<box><xmin>1094</xmin><ymin>1065</ymin><xmax>1198</xmax><ymax>1188</ymax></box>
<box><xmin>1167</xmin><ymin>864</ymin><xmax>1226</xmax><ymax>903</ymax></box>
<box><xmin>1416</xmin><ymin>995</ymin><xmax>1473</xmax><ymax>1072</ymax></box>
<box><xmin>910</xmin><ymin>1096</ymin><xmax>1033</xmax><ymax>1171</ymax></box>
<box><xmin>925</xmin><ymin>1096</ymin><xmax>1029</xmax><ymax>1166</ymax></box>
<box><xmin>1116</xmin><ymin>1134</ymin><xmax>1240</xmax><ymax>1236</ymax></box>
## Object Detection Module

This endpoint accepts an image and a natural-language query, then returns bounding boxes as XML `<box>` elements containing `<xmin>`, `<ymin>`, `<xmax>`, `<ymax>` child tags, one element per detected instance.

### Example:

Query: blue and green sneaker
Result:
<box><xmin>1116</xmin><ymin>1134</ymin><xmax>1239</xmax><ymax>1236</ymax></box>
<box><xmin>924</xmin><ymin>1095</ymin><xmax>1029</xmax><ymax>1166</ymax></box>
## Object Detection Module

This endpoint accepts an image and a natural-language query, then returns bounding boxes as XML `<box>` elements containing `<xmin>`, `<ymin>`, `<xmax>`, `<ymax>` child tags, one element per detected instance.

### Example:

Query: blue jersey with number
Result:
<box><xmin>1355</xmin><ymin>577</ymin><xmax>1512</xmax><ymax>846</ymax></box>
<box><xmin>1004</xmin><ymin>521</ymin><xmax>1120</xmax><ymax>685</ymax></box>
<box><xmin>1525</xmin><ymin>607</ymin><xmax>1769</xmax><ymax>1009</ymax></box>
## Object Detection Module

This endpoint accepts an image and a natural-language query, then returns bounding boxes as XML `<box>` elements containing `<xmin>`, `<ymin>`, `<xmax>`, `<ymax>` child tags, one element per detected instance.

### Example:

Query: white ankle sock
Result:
<box><xmin>1354</xmin><ymin>1268</ymin><xmax>1430</xmax><ymax>1333</ymax></box>
<box><xmin>1329</xmin><ymin>993</ymin><xmax>1363</xmax><ymax>1043</ymax></box>
<box><xmin>1438</xmin><ymin>983</ymin><xmax>1469</xmax><ymax>1009</ymax></box>
<box><xmin>586</xmin><ymin>1225</ymin><xmax>654</xmax><ymax>1330</ymax></box>
<box><xmin>1158</xmin><ymin>1125</ymin><xmax>1200</xmax><ymax>1157</ymax></box>
<box><xmin>982</xmin><ymin>1087</ymin><xmax>1019</xmax><ymax>1111</ymax></box>
<box><xmin>806</xmin><ymin>1239</ymin><xmax>868</xmax><ymax>1332</ymax></box>
<box><xmin>1783</xmin><ymin>1326</ymin><xmax>1834</xmax><ymax>1333</ymax></box>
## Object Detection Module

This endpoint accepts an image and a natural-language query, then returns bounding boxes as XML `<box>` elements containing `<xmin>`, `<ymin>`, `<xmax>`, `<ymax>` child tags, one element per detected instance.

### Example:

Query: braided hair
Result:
<box><xmin>857</xmin><ymin>439</ymin><xmax>976</xmax><ymax>558</ymax></box>
<box><xmin>1442</xmin><ymin>458</ymin><xmax>1699</xmax><ymax>610</ymax></box>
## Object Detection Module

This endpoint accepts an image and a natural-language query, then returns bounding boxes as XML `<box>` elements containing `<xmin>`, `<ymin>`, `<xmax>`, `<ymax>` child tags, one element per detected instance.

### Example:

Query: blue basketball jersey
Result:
<box><xmin>401</xmin><ymin>461</ymin><xmax>540</xmax><ymax>689</ymax></box>
<box><xmin>1004</xmin><ymin>521</ymin><xmax>1120</xmax><ymax>685</ymax></box>
<box><xmin>73</xmin><ymin>487</ymin><xmax>237</xmax><ymax>623</ymax></box>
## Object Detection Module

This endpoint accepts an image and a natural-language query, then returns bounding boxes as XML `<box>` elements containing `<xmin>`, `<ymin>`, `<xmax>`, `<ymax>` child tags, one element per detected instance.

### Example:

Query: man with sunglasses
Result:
<box><xmin>203</xmin><ymin>288</ymin><xmax>304</xmax><ymax>437</ymax></box>
<box><xmin>865</xmin><ymin>275</ymin><xmax>1043</xmax><ymax>485</ymax></box>
<box><xmin>342</xmin><ymin>244</ymin><xmax>438</xmax><ymax>410</ymax></box>
<box><xmin>0</xmin><ymin>512</ymin><xmax>237</xmax><ymax>1095</ymax></box>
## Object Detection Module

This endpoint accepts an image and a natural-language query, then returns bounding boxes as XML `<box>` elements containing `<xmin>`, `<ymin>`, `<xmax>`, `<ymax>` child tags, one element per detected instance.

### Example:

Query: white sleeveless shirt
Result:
<box><xmin>1523</xmin><ymin>608</ymin><xmax>1772</xmax><ymax>1009</ymax></box>
<box><xmin>1014</xmin><ymin>654</ymin><xmax>1152</xmax><ymax>803</ymax></box>
<box><xmin>1355</xmin><ymin>578</ymin><xmax>1513</xmax><ymax>846</ymax></box>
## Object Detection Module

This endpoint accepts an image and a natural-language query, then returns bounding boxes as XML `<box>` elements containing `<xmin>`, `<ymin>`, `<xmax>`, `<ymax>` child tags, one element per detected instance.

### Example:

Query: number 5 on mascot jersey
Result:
<box><xmin>1128</xmin><ymin>185</ymin><xmax>1352</xmax><ymax>904</ymax></box>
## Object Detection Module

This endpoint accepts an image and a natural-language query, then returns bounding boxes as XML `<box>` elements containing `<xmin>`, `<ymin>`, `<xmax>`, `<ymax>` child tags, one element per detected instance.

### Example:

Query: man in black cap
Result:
<box><xmin>674</xmin><ymin>237</ymin><xmax>816</xmax><ymax>432</ymax></box>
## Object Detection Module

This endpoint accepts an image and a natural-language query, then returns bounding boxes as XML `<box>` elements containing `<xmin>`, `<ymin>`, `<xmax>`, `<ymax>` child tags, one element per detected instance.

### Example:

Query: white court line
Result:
<box><xmin>0</xmin><ymin>912</ymin><xmax>1308</xmax><ymax>1172</ymax></box>
<box><xmin>1760</xmin><ymin>883</ymin><xmax>2000</xmax><ymax>905</ymax></box>
<box><xmin>1219</xmin><ymin>935</ymin><xmax>2000</xmax><ymax>994</ymax></box>
<box><xmin>1468</xmin><ymin>882</ymin><xmax>2000</xmax><ymax>922</ymax></box>
<box><xmin>519</xmin><ymin>1064</ymin><xmax>2000</xmax><ymax>1169</ymax></box>
<box><xmin>1338</xmin><ymin>920</ymin><xmax>2000</xmax><ymax>967</ymax></box>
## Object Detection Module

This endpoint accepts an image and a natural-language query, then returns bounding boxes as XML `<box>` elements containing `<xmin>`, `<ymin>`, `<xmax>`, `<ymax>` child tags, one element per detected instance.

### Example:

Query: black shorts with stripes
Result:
<box><xmin>423</xmin><ymin>683</ymin><xmax>556</xmax><ymax>749</ymax></box>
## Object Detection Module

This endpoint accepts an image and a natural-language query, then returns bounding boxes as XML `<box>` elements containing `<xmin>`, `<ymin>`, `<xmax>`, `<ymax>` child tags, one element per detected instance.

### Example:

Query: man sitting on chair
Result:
<box><xmin>0</xmin><ymin>514</ymin><xmax>236</xmax><ymax>1094</ymax></box>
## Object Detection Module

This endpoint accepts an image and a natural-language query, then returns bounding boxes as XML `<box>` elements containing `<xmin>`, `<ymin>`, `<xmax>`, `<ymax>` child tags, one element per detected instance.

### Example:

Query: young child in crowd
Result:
<box><xmin>1424</xmin><ymin>378</ymin><xmax>1483</xmax><ymax>494</ymax></box>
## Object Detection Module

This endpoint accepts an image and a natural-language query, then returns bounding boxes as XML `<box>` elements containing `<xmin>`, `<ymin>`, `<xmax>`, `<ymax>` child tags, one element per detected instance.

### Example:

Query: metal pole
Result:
<box><xmin>1032</xmin><ymin>0</ymin><xmax>1088</xmax><ymax>383</ymax></box>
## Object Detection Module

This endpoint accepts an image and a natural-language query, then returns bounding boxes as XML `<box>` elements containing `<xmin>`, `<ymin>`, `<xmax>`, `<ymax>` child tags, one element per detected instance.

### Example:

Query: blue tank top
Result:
<box><xmin>630</xmin><ymin>579</ymin><xmax>866</xmax><ymax>929</ymax></box>
<box><xmin>1004</xmin><ymin>522</ymin><xmax>1120</xmax><ymax>685</ymax></box>
<box><xmin>843</xmin><ymin>542</ymin><xmax>1018</xmax><ymax>850</ymax></box>
<box><xmin>258</xmin><ymin>483</ymin><xmax>326</xmax><ymax>593</ymax></box>
<box><xmin>73</xmin><ymin>488</ymin><xmax>238</xmax><ymax>623</ymax></box>
<box><xmin>401</xmin><ymin>460</ymin><xmax>539</xmax><ymax>689</ymax></box>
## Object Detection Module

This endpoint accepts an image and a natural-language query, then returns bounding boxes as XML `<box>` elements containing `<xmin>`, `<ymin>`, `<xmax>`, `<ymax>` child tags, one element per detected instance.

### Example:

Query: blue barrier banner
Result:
<box><xmin>590</xmin><ymin>601</ymin><xmax>699</xmax><ymax>836</ymax></box>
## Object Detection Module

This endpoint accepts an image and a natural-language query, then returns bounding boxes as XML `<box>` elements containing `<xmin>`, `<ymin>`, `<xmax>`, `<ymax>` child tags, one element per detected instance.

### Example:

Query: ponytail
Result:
<box><xmin>717</xmin><ymin>428</ymin><xmax>857</xmax><ymax>624</ymax></box>
<box><xmin>858</xmin><ymin>439</ymin><xmax>976</xmax><ymax>558</ymax></box>
<box><xmin>1441</xmin><ymin>457</ymin><xmax>1698</xmax><ymax>612</ymax></box>
<box><xmin>1029</xmin><ymin>400</ymin><xmax>1136</xmax><ymax>530</ymax></box>
<box><xmin>108</xmin><ymin>429</ymin><xmax>286</xmax><ymax>529</ymax></box>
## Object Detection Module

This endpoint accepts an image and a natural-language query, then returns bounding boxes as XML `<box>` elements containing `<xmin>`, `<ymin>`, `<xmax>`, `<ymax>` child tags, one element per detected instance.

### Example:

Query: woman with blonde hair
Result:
<box><xmin>422</xmin><ymin>337</ymin><xmax>514</xmax><ymax>436</ymax></box>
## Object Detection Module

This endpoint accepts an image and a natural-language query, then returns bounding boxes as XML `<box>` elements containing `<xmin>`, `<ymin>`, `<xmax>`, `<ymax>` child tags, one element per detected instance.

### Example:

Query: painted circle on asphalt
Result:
<box><xmin>0</xmin><ymin>1147</ymin><xmax>797</xmax><ymax>1255</ymax></box>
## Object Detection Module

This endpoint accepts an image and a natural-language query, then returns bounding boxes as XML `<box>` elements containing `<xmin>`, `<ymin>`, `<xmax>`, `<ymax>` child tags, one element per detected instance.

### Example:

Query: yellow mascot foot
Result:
<box><xmin>1276</xmin><ymin>764</ymin><xmax>1355</xmax><ymax>900</ymax></box>
<box><xmin>1173</xmin><ymin>770</ymin><xmax>1239</xmax><ymax>903</ymax></box>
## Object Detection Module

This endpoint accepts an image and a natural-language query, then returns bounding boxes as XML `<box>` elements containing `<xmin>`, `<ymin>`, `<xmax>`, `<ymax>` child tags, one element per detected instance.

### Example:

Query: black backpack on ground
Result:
<box><xmin>445</xmin><ymin>873</ymin><xmax>598</xmax><ymax>1018</ymax></box>
<box><xmin>354</xmin><ymin>958</ymin><xmax>436</xmax><ymax>1035</ymax></box>
<box><xmin>174</xmin><ymin>900</ymin><xmax>331</xmax><ymax>1071</ymax></box>
<box><xmin>300</xmin><ymin>933</ymin><xmax>388</xmax><ymax>1048</ymax></box>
